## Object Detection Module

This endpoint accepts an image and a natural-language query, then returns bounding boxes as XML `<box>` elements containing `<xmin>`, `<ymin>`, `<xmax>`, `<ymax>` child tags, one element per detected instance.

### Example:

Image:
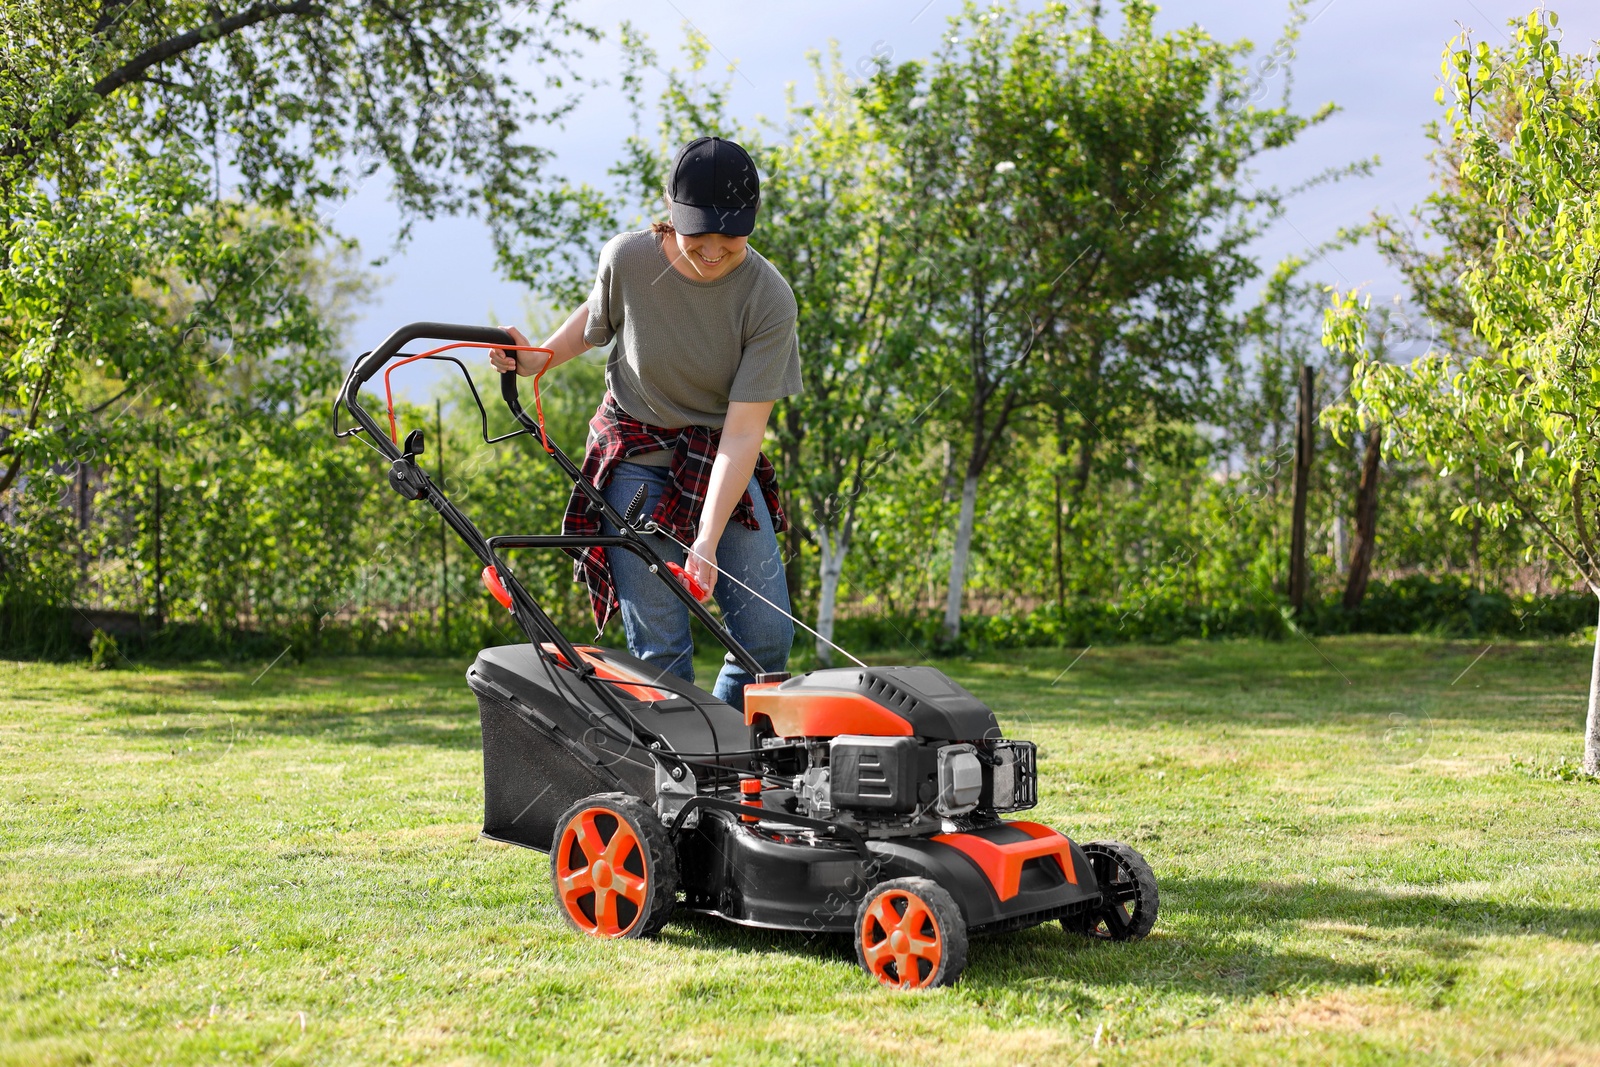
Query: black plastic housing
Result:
<box><xmin>829</xmin><ymin>735</ymin><xmax>931</xmax><ymax>812</ymax></box>
<box><xmin>677</xmin><ymin>810</ymin><xmax>1104</xmax><ymax>933</ymax></box>
<box><xmin>467</xmin><ymin>643</ymin><xmax>752</xmax><ymax>850</ymax></box>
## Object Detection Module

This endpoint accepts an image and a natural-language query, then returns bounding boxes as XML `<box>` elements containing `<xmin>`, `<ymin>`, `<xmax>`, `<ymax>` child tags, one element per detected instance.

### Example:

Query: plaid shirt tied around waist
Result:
<box><xmin>563</xmin><ymin>391</ymin><xmax>789</xmax><ymax>633</ymax></box>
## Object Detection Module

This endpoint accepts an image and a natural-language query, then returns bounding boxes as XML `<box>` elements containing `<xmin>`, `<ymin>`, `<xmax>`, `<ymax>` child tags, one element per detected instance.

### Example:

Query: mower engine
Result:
<box><xmin>797</xmin><ymin>735</ymin><xmax>1038</xmax><ymax>826</ymax></box>
<box><xmin>746</xmin><ymin>666</ymin><xmax>1038</xmax><ymax>837</ymax></box>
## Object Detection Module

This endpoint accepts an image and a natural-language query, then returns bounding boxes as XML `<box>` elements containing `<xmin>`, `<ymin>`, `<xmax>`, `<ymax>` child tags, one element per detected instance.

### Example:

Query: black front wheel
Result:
<box><xmin>1064</xmin><ymin>840</ymin><xmax>1157</xmax><ymax>941</ymax></box>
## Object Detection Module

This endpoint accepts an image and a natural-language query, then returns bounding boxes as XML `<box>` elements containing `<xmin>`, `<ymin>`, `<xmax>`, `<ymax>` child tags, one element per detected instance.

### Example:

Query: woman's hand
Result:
<box><xmin>488</xmin><ymin>326</ymin><xmax>544</xmax><ymax>376</ymax></box>
<box><xmin>686</xmin><ymin>535</ymin><xmax>719</xmax><ymax>598</ymax></box>
<box><xmin>489</xmin><ymin>304</ymin><xmax>591</xmax><ymax>378</ymax></box>
<box><xmin>685</xmin><ymin>400</ymin><xmax>773</xmax><ymax>604</ymax></box>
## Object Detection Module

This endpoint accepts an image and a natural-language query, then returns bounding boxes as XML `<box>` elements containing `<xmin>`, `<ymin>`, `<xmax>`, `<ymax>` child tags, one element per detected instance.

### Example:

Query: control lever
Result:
<box><xmin>623</xmin><ymin>484</ymin><xmax>648</xmax><ymax>526</ymax></box>
<box><xmin>622</xmin><ymin>480</ymin><xmax>709</xmax><ymax>601</ymax></box>
<box><xmin>665</xmin><ymin>561</ymin><xmax>712</xmax><ymax>603</ymax></box>
<box><xmin>388</xmin><ymin>428</ymin><xmax>430</xmax><ymax>500</ymax></box>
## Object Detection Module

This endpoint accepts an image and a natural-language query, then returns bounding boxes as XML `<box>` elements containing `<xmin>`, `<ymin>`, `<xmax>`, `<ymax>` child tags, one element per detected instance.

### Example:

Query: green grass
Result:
<box><xmin>3</xmin><ymin>636</ymin><xmax>1599</xmax><ymax>1065</ymax></box>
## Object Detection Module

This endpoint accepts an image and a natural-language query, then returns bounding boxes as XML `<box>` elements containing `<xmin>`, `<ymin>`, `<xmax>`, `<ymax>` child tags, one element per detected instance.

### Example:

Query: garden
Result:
<box><xmin>4</xmin><ymin>1</ymin><xmax>1600</xmax><ymax>1062</ymax></box>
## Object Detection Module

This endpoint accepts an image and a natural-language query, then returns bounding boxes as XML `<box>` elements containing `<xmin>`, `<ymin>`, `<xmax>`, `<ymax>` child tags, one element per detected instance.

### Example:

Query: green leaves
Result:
<box><xmin>1326</xmin><ymin>11</ymin><xmax>1600</xmax><ymax>590</ymax></box>
<box><xmin>1</xmin><ymin>0</ymin><xmax>596</xmax><ymax>502</ymax></box>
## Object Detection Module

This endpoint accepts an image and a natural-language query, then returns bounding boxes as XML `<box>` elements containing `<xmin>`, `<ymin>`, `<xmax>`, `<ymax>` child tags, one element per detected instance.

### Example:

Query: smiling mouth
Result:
<box><xmin>695</xmin><ymin>250</ymin><xmax>726</xmax><ymax>266</ymax></box>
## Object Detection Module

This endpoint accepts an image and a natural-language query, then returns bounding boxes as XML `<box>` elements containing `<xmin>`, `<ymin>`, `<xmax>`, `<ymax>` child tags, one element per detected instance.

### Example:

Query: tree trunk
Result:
<box><xmin>1586</xmin><ymin>594</ymin><xmax>1600</xmax><ymax>776</ymax></box>
<box><xmin>1053</xmin><ymin>408</ymin><xmax>1066</xmax><ymax>616</ymax></box>
<box><xmin>942</xmin><ymin>472</ymin><xmax>979</xmax><ymax>645</ymax></box>
<box><xmin>815</xmin><ymin>528</ymin><xmax>847</xmax><ymax>668</ymax></box>
<box><xmin>1053</xmin><ymin>470</ymin><xmax>1065</xmax><ymax>617</ymax></box>
<box><xmin>1287</xmin><ymin>364</ymin><xmax>1315</xmax><ymax>612</ymax></box>
<box><xmin>939</xmin><ymin>439</ymin><xmax>955</xmax><ymax>506</ymax></box>
<box><xmin>75</xmin><ymin>461</ymin><xmax>91</xmax><ymax>590</ymax></box>
<box><xmin>437</xmin><ymin>398</ymin><xmax>448</xmax><ymax>641</ymax></box>
<box><xmin>1343</xmin><ymin>425</ymin><xmax>1382</xmax><ymax>612</ymax></box>
<box><xmin>1587</xmin><ymin>591</ymin><xmax>1600</xmax><ymax>777</ymax></box>
<box><xmin>152</xmin><ymin>466</ymin><xmax>165</xmax><ymax>625</ymax></box>
<box><xmin>1069</xmin><ymin>432</ymin><xmax>1094</xmax><ymax>596</ymax></box>
<box><xmin>782</xmin><ymin>403</ymin><xmax>806</xmax><ymax>599</ymax></box>
<box><xmin>1470</xmin><ymin>465</ymin><xmax>1482</xmax><ymax>590</ymax></box>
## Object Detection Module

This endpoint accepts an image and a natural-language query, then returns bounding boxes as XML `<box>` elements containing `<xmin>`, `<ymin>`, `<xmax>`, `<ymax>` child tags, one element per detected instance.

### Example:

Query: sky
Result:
<box><xmin>338</xmin><ymin>0</ymin><xmax>1600</xmax><ymax>400</ymax></box>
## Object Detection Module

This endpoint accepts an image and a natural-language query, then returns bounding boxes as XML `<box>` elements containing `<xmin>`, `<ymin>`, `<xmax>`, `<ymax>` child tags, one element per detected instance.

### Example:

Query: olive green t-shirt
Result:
<box><xmin>584</xmin><ymin>230</ymin><xmax>801</xmax><ymax>465</ymax></box>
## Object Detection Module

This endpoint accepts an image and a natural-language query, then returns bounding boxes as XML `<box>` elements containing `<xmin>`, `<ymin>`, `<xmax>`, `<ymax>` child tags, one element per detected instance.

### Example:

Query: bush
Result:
<box><xmin>5</xmin><ymin>576</ymin><xmax>1591</xmax><ymax>665</ymax></box>
<box><xmin>88</xmin><ymin>629</ymin><xmax>121</xmax><ymax>670</ymax></box>
<box><xmin>822</xmin><ymin>577</ymin><xmax>1594</xmax><ymax>658</ymax></box>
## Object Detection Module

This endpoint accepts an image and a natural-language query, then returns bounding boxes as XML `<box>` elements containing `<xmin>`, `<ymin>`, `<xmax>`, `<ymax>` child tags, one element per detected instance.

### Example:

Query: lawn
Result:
<box><xmin>2</xmin><ymin>635</ymin><xmax>1598</xmax><ymax>1065</ymax></box>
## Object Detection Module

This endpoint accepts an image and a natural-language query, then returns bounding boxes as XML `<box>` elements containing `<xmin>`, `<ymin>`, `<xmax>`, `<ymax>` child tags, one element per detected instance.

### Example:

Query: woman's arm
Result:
<box><xmin>487</xmin><ymin>302</ymin><xmax>592</xmax><ymax>376</ymax></box>
<box><xmin>685</xmin><ymin>399</ymin><xmax>776</xmax><ymax>593</ymax></box>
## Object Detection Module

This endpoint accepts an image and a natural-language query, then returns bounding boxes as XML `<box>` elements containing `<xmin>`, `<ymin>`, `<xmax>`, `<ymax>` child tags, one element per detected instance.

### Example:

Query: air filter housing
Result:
<box><xmin>829</xmin><ymin>734</ymin><xmax>930</xmax><ymax>812</ymax></box>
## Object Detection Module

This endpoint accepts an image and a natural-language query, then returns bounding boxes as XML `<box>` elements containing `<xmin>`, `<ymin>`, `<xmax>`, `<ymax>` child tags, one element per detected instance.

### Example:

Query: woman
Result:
<box><xmin>489</xmin><ymin>136</ymin><xmax>799</xmax><ymax>712</ymax></box>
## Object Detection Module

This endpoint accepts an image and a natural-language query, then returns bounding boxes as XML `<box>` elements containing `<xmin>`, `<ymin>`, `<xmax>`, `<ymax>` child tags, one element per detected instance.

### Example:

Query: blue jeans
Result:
<box><xmin>598</xmin><ymin>462</ymin><xmax>794</xmax><ymax>711</ymax></box>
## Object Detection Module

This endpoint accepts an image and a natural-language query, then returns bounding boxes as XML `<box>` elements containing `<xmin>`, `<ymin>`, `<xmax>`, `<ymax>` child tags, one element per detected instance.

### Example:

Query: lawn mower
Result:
<box><xmin>334</xmin><ymin>321</ymin><xmax>1159</xmax><ymax>989</ymax></box>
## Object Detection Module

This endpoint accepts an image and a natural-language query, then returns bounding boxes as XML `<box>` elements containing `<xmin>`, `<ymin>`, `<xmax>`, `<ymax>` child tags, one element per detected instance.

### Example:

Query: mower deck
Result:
<box><xmin>469</xmin><ymin>641</ymin><xmax>1107</xmax><ymax>936</ymax></box>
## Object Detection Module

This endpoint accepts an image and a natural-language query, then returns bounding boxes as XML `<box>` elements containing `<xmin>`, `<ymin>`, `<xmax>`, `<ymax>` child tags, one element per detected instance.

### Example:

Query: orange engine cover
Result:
<box><xmin>743</xmin><ymin>667</ymin><xmax>998</xmax><ymax>741</ymax></box>
<box><xmin>743</xmin><ymin>683</ymin><xmax>913</xmax><ymax>738</ymax></box>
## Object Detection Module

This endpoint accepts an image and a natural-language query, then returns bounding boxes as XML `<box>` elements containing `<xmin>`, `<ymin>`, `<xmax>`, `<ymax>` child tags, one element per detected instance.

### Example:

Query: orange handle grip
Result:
<box><xmin>665</xmin><ymin>561</ymin><xmax>711</xmax><ymax>603</ymax></box>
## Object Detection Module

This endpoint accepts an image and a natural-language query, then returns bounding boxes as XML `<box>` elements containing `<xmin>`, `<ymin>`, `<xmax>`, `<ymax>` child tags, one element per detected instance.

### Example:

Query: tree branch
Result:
<box><xmin>1</xmin><ymin>0</ymin><xmax>322</xmax><ymax>161</ymax></box>
<box><xmin>1573</xmin><ymin>472</ymin><xmax>1600</xmax><ymax>577</ymax></box>
<box><xmin>1493</xmin><ymin>471</ymin><xmax>1599</xmax><ymax>591</ymax></box>
<box><xmin>94</xmin><ymin>0</ymin><xmax>140</xmax><ymax>37</ymax></box>
<box><xmin>0</xmin><ymin>359</ymin><xmax>56</xmax><ymax>497</ymax></box>
<box><xmin>91</xmin><ymin>0</ymin><xmax>321</xmax><ymax>99</ymax></box>
<box><xmin>87</xmin><ymin>384</ymin><xmax>133</xmax><ymax>416</ymax></box>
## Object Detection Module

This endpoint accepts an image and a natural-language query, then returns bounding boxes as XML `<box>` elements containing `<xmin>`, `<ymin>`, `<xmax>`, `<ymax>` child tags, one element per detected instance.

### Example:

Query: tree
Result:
<box><xmin>753</xmin><ymin>52</ymin><xmax>933</xmax><ymax>666</ymax></box>
<box><xmin>866</xmin><ymin>0</ymin><xmax>1343</xmax><ymax>644</ymax></box>
<box><xmin>1223</xmin><ymin>257</ymin><xmax>1344</xmax><ymax>605</ymax></box>
<box><xmin>1287</xmin><ymin>363</ymin><xmax>1315</xmax><ymax>611</ymax></box>
<box><xmin>0</xmin><ymin>0</ymin><xmax>595</xmax><ymax>504</ymax></box>
<box><xmin>1337</xmin><ymin>296</ymin><xmax>1425</xmax><ymax>613</ymax></box>
<box><xmin>0</xmin><ymin>161</ymin><xmax>334</xmax><ymax>499</ymax></box>
<box><xmin>1325</xmin><ymin>11</ymin><xmax>1600</xmax><ymax>772</ymax></box>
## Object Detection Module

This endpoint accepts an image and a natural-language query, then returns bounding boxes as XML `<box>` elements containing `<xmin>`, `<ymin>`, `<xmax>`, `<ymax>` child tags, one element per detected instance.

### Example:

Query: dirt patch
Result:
<box><xmin>1504</xmin><ymin>1047</ymin><xmax>1600</xmax><ymax>1066</ymax></box>
<box><xmin>819</xmin><ymin>1018</ymin><xmax>1083</xmax><ymax>1066</ymax></box>
<box><xmin>1240</xmin><ymin>991</ymin><xmax>1397</xmax><ymax>1034</ymax></box>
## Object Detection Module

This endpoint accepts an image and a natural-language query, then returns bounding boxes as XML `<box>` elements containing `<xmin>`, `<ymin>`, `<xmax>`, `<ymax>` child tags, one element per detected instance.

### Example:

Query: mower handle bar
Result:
<box><xmin>348</xmin><ymin>321</ymin><xmax>516</xmax><ymax>391</ymax></box>
<box><xmin>335</xmin><ymin>320</ymin><xmax>768</xmax><ymax>684</ymax></box>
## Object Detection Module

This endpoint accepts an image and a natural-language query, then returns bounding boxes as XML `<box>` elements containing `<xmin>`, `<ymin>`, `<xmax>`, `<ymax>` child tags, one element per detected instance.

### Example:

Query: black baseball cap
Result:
<box><xmin>667</xmin><ymin>136</ymin><xmax>760</xmax><ymax>237</ymax></box>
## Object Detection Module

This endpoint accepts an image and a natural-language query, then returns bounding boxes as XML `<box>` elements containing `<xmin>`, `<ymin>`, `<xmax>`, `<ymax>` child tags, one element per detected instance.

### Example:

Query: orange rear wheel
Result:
<box><xmin>549</xmin><ymin>793</ymin><xmax>676</xmax><ymax>939</ymax></box>
<box><xmin>855</xmin><ymin>878</ymin><xmax>967</xmax><ymax>989</ymax></box>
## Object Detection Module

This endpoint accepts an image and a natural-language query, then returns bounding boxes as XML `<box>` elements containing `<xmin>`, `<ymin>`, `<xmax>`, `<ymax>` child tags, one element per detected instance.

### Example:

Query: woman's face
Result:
<box><xmin>672</xmin><ymin>231</ymin><xmax>749</xmax><ymax>281</ymax></box>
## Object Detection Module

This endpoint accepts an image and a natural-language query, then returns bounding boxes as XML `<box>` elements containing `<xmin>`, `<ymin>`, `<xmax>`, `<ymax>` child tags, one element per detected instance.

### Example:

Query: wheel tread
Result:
<box><xmin>1066</xmin><ymin>839</ymin><xmax>1158</xmax><ymax>941</ymax></box>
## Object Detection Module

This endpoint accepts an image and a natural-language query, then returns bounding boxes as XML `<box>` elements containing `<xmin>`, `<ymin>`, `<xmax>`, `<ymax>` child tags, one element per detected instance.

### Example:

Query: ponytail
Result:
<box><xmin>651</xmin><ymin>188</ymin><xmax>675</xmax><ymax>236</ymax></box>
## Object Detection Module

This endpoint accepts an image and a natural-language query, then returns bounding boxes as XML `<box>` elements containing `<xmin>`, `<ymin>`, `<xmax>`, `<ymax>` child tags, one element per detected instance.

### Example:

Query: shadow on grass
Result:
<box><xmin>108</xmin><ymin>705</ymin><xmax>483</xmax><ymax>750</ymax></box>
<box><xmin>964</xmin><ymin>929</ymin><xmax>1385</xmax><ymax>1001</ymax></box>
<box><xmin>651</xmin><ymin>871</ymin><xmax>1598</xmax><ymax>1003</ymax></box>
<box><xmin>659</xmin><ymin>911</ymin><xmax>855</xmax><ymax>964</ymax></box>
<box><xmin>1167</xmin><ymin>876</ymin><xmax>1600</xmax><ymax>941</ymax></box>
<box><xmin>85</xmin><ymin>638</ymin><xmax>1588</xmax><ymax>757</ymax></box>
<box><xmin>966</xmin><ymin>638</ymin><xmax>1590</xmax><ymax>734</ymax></box>
<box><xmin>659</xmin><ymin>906</ymin><xmax>1385</xmax><ymax>1001</ymax></box>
